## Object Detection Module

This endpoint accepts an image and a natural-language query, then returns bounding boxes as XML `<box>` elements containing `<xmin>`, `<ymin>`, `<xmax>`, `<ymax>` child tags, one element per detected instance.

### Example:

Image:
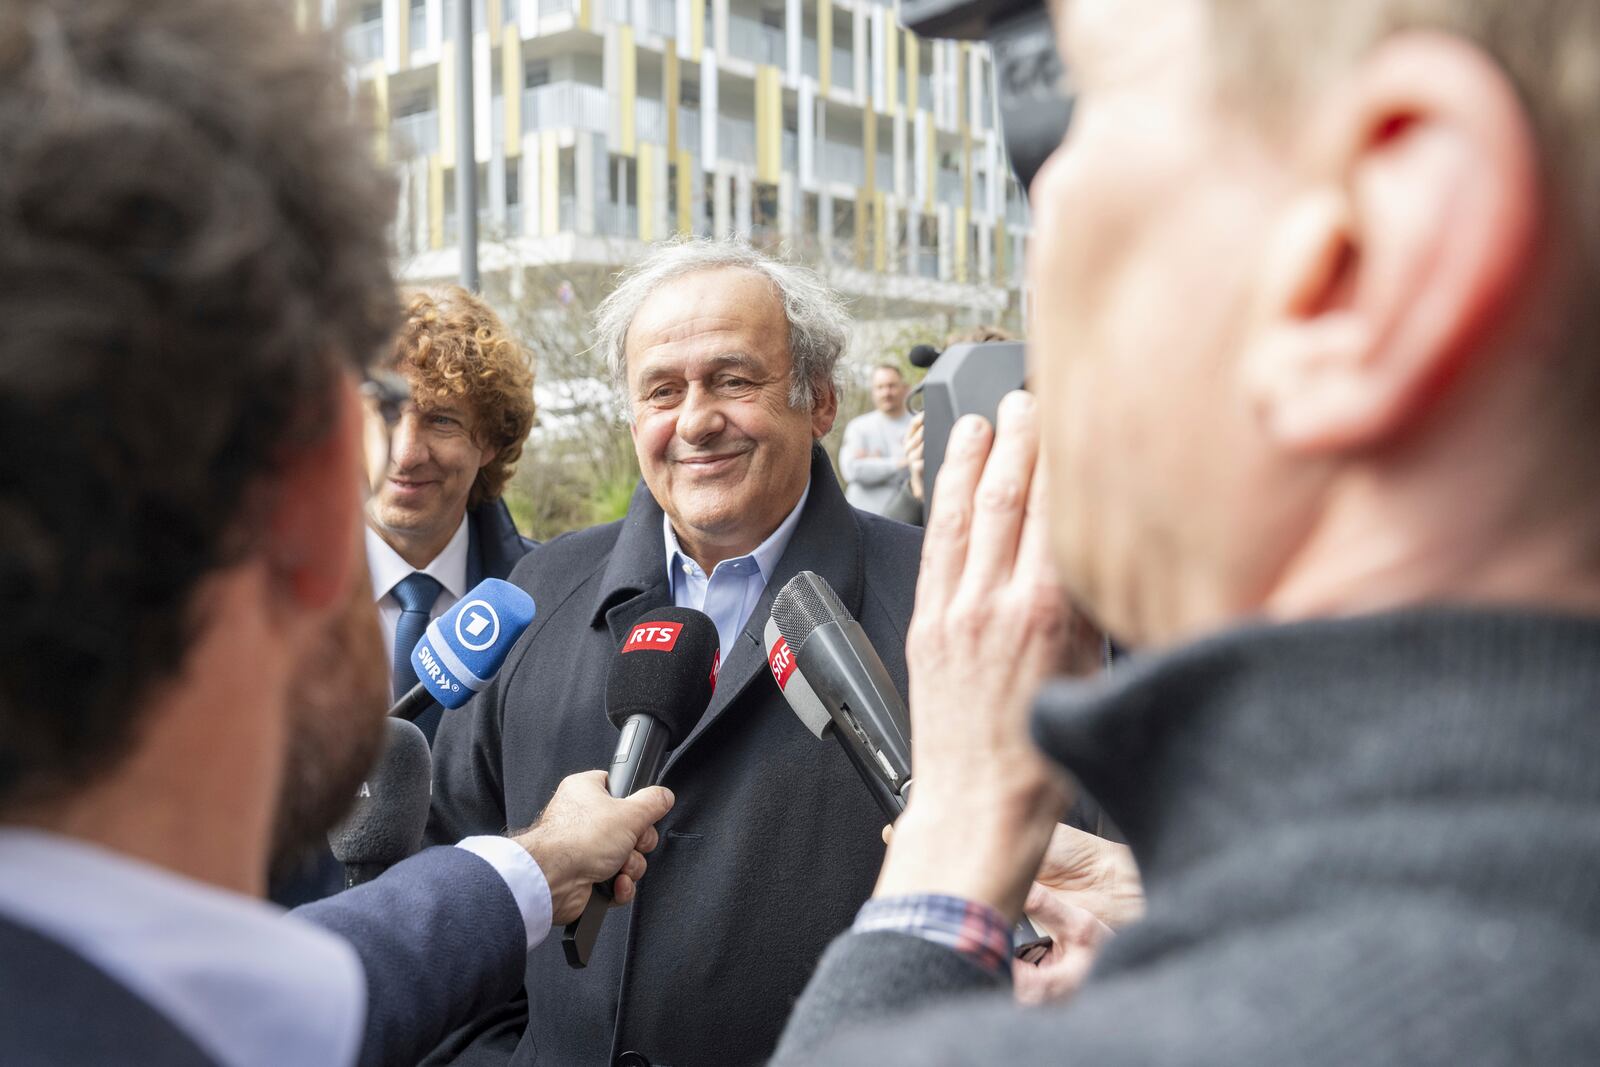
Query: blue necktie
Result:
<box><xmin>391</xmin><ymin>572</ymin><xmax>443</xmax><ymax>702</ymax></box>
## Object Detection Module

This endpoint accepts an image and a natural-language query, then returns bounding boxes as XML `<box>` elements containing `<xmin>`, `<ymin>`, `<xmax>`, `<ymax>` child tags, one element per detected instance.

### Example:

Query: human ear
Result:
<box><xmin>810</xmin><ymin>383</ymin><xmax>839</xmax><ymax>438</ymax></box>
<box><xmin>267</xmin><ymin>374</ymin><xmax>364</xmax><ymax>614</ymax></box>
<box><xmin>1242</xmin><ymin>32</ymin><xmax>1540</xmax><ymax>454</ymax></box>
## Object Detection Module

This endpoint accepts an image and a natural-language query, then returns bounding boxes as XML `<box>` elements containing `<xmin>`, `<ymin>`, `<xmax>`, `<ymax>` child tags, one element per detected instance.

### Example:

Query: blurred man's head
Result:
<box><xmin>0</xmin><ymin>0</ymin><xmax>396</xmax><ymax>884</ymax></box>
<box><xmin>871</xmin><ymin>365</ymin><xmax>909</xmax><ymax>416</ymax></box>
<box><xmin>367</xmin><ymin>287</ymin><xmax>536</xmax><ymax>568</ymax></box>
<box><xmin>1031</xmin><ymin>0</ymin><xmax>1597</xmax><ymax>645</ymax></box>
<box><xmin>595</xmin><ymin>241</ymin><xmax>848</xmax><ymax>571</ymax></box>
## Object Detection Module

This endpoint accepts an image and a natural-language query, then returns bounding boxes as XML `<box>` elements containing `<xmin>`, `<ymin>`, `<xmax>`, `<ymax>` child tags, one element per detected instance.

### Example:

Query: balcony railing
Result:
<box><xmin>717</xmin><ymin>115</ymin><xmax>756</xmax><ymax>164</ymax></box>
<box><xmin>728</xmin><ymin>15</ymin><xmax>784</xmax><ymax>66</ymax></box>
<box><xmin>818</xmin><ymin>141</ymin><xmax>863</xmax><ymax>186</ymax></box>
<box><xmin>345</xmin><ymin>20</ymin><xmax>384</xmax><ymax>64</ymax></box>
<box><xmin>523</xmin><ymin>82</ymin><xmax>609</xmax><ymax>134</ymax></box>
<box><xmin>538</xmin><ymin>0</ymin><xmax>579</xmax><ymax>18</ymax></box>
<box><xmin>392</xmin><ymin>110</ymin><xmax>440</xmax><ymax>156</ymax></box>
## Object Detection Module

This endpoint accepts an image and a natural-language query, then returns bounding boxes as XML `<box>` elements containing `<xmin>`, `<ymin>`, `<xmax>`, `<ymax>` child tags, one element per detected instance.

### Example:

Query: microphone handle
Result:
<box><xmin>389</xmin><ymin>681</ymin><xmax>438</xmax><ymax>723</ymax></box>
<box><xmin>563</xmin><ymin>714</ymin><xmax>671</xmax><ymax>968</ymax></box>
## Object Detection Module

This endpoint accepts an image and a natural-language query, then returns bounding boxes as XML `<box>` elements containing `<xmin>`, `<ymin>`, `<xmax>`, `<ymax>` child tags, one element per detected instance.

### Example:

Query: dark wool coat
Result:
<box><xmin>426</xmin><ymin>448</ymin><xmax>923</xmax><ymax>1067</ymax></box>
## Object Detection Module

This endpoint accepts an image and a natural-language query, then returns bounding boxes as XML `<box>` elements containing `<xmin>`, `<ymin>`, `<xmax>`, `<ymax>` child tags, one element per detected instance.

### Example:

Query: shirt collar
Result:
<box><xmin>0</xmin><ymin>829</ymin><xmax>364</xmax><ymax>1067</ymax></box>
<box><xmin>663</xmin><ymin>480</ymin><xmax>812</xmax><ymax>586</ymax></box>
<box><xmin>366</xmin><ymin>512</ymin><xmax>471</xmax><ymax>602</ymax></box>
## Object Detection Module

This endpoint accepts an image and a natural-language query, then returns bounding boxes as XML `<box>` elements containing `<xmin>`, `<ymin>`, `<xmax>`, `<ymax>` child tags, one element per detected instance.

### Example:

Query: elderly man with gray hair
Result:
<box><xmin>426</xmin><ymin>239</ymin><xmax>923</xmax><ymax>1067</ymax></box>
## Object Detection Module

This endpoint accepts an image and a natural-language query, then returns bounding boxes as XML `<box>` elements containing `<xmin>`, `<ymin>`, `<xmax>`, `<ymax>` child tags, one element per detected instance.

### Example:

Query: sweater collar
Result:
<box><xmin>1035</xmin><ymin>608</ymin><xmax>1600</xmax><ymax>888</ymax></box>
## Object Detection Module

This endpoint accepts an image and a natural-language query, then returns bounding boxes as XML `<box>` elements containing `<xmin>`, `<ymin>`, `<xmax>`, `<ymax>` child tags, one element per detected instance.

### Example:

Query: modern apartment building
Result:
<box><xmin>318</xmin><ymin>0</ymin><xmax>1030</xmax><ymax>325</ymax></box>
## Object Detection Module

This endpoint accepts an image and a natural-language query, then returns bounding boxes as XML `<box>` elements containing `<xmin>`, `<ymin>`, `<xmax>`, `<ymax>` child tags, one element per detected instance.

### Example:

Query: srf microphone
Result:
<box><xmin>390</xmin><ymin>578</ymin><xmax>536</xmax><ymax>723</ymax></box>
<box><xmin>770</xmin><ymin>572</ymin><xmax>1047</xmax><ymax>950</ymax></box>
<box><xmin>563</xmin><ymin>607</ymin><xmax>719</xmax><ymax>968</ymax></box>
<box><xmin>328</xmin><ymin>717</ymin><xmax>432</xmax><ymax>887</ymax></box>
<box><xmin>768</xmin><ymin>572</ymin><xmax>912</xmax><ymax>819</ymax></box>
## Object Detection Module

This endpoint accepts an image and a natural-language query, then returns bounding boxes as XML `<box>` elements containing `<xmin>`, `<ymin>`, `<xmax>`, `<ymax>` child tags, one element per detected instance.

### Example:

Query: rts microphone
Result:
<box><xmin>563</xmin><ymin>607</ymin><xmax>719</xmax><ymax>968</ymax></box>
<box><xmin>328</xmin><ymin>717</ymin><xmax>433</xmax><ymax>887</ymax></box>
<box><xmin>768</xmin><ymin>572</ymin><xmax>912</xmax><ymax>819</ymax></box>
<box><xmin>390</xmin><ymin>578</ymin><xmax>536</xmax><ymax>723</ymax></box>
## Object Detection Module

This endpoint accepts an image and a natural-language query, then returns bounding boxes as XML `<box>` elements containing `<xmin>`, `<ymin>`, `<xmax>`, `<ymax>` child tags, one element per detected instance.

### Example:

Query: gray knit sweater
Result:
<box><xmin>774</xmin><ymin>609</ymin><xmax>1600</xmax><ymax>1065</ymax></box>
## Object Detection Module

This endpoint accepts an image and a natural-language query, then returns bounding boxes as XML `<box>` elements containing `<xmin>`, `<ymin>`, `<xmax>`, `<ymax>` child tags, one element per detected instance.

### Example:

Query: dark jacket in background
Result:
<box><xmin>426</xmin><ymin>449</ymin><xmax>923</xmax><ymax>1067</ymax></box>
<box><xmin>775</xmin><ymin>609</ymin><xmax>1600</xmax><ymax>1065</ymax></box>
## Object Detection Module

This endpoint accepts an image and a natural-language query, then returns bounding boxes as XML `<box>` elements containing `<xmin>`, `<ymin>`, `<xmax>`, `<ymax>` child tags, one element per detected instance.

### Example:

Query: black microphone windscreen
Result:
<box><xmin>606</xmin><ymin>606</ymin><xmax>720</xmax><ymax>746</ymax></box>
<box><xmin>771</xmin><ymin>571</ymin><xmax>851</xmax><ymax>652</ymax></box>
<box><xmin>908</xmin><ymin>344</ymin><xmax>941</xmax><ymax>369</ymax></box>
<box><xmin>328</xmin><ymin>717</ymin><xmax>432</xmax><ymax>868</ymax></box>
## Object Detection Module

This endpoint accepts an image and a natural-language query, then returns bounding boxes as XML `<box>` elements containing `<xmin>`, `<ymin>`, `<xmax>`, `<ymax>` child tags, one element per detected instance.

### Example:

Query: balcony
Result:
<box><xmin>800</xmin><ymin>39</ymin><xmax>855</xmax><ymax>92</ymax></box>
<box><xmin>607</xmin><ymin>0</ymin><xmax>676</xmax><ymax>37</ymax></box>
<box><xmin>392</xmin><ymin>110</ymin><xmax>440</xmax><ymax>156</ymax></box>
<box><xmin>817</xmin><ymin>141</ymin><xmax>863</xmax><ymax>186</ymax></box>
<box><xmin>538</xmin><ymin>0</ymin><xmax>579</xmax><ymax>18</ymax></box>
<box><xmin>523</xmin><ymin>82</ymin><xmax>609</xmax><ymax>134</ymax></box>
<box><xmin>717</xmin><ymin>115</ymin><xmax>756</xmax><ymax>164</ymax></box>
<box><xmin>728</xmin><ymin>14</ymin><xmax>784</xmax><ymax>67</ymax></box>
<box><xmin>345</xmin><ymin>19</ymin><xmax>384</xmax><ymax>64</ymax></box>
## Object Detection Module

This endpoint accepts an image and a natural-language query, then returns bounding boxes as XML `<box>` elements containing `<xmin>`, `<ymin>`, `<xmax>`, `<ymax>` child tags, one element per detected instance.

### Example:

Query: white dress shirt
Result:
<box><xmin>663</xmin><ymin>482</ymin><xmax>810</xmax><ymax>663</ymax></box>
<box><xmin>0</xmin><ymin>829</ymin><xmax>551</xmax><ymax>1067</ymax></box>
<box><xmin>366</xmin><ymin>514</ymin><xmax>470</xmax><ymax>683</ymax></box>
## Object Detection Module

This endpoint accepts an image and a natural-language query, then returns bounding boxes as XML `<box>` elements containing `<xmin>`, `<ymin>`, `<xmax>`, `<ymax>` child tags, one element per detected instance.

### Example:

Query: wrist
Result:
<box><xmin>874</xmin><ymin>787</ymin><xmax>1059</xmax><ymax>918</ymax></box>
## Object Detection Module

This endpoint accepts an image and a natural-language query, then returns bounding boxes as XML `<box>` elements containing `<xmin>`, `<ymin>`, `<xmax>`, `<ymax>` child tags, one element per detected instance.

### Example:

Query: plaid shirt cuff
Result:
<box><xmin>852</xmin><ymin>894</ymin><xmax>1014</xmax><ymax>977</ymax></box>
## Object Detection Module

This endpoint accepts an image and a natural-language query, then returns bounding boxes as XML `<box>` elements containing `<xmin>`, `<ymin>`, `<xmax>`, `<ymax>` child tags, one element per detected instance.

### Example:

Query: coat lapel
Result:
<box><xmin>661</xmin><ymin>447</ymin><xmax>864</xmax><ymax>776</ymax></box>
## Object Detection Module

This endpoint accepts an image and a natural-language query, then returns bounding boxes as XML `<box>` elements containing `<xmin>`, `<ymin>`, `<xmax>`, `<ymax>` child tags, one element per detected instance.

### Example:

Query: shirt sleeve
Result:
<box><xmin>851</xmin><ymin>894</ymin><xmax>1014</xmax><ymax>978</ymax></box>
<box><xmin>454</xmin><ymin>836</ymin><xmax>553</xmax><ymax>951</ymax></box>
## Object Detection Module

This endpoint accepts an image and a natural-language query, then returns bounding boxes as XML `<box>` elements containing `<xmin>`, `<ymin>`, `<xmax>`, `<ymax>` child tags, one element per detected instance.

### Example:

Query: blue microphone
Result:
<box><xmin>390</xmin><ymin>577</ymin><xmax>536</xmax><ymax>722</ymax></box>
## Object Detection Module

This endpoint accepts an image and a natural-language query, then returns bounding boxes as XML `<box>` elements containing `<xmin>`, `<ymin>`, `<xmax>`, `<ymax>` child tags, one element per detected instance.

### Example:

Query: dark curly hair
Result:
<box><xmin>0</xmin><ymin>0</ymin><xmax>399</xmax><ymax>810</ymax></box>
<box><xmin>392</xmin><ymin>287</ymin><xmax>536</xmax><ymax>508</ymax></box>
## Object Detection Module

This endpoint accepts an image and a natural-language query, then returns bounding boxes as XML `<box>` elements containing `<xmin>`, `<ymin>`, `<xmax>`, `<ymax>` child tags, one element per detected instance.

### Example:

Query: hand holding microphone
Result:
<box><xmin>511</xmin><ymin>770</ymin><xmax>675</xmax><ymax>924</ymax></box>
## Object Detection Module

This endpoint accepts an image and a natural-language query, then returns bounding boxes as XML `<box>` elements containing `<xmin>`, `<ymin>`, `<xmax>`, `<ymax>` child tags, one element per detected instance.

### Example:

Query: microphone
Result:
<box><xmin>390</xmin><ymin>578</ymin><xmax>537</xmax><ymax>723</ymax></box>
<box><xmin>562</xmin><ymin>607</ymin><xmax>720</xmax><ymax>968</ymax></box>
<box><xmin>908</xmin><ymin>343</ymin><xmax>942</xmax><ymax>369</ymax></box>
<box><xmin>768</xmin><ymin>572</ymin><xmax>912</xmax><ymax>820</ymax></box>
<box><xmin>328</xmin><ymin>717</ymin><xmax>433</xmax><ymax>887</ymax></box>
<box><xmin>769</xmin><ymin>572</ymin><xmax>1047</xmax><ymax>949</ymax></box>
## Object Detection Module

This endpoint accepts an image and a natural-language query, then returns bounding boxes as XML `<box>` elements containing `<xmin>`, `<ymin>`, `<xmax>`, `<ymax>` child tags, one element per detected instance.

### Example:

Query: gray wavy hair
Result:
<box><xmin>593</xmin><ymin>238</ymin><xmax>851</xmax><ymax>419</ymax></box>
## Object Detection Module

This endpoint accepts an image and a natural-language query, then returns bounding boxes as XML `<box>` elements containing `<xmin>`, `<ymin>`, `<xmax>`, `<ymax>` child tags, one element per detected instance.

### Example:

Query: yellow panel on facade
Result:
<box><xmin>863</xmin><ymin>105</ymin><xmax>877</xmax><ymax>248</ymax></box>
<box><xmin>502</xmin><ymin>33</ymin><xmax>522</xmax><ymax>157</ymax></box>
<box><xmin>955</xmin><ymin>204</ymin><xmax>968</xmax><ymax>283</ymax></box>
<box><xmin>818</xmin><ymin>0</ymin><xmax>832</xmax><ymax>93</ymax></box>
<box><xmin>885</xmin><ymin>21</ymin><xmax>899</xmax><ymax>113</ymax></box>
<box><xmin>677</xmin><ymin>148</ymin><xmax>693</xmax><ymax>235</ymax></box>
<box><xmin>620</xmin><ymin>25</ymin><xmax>637</xmax><ymax>157</ymax></box>
<box><xmin>756</xmin><ymin>66</ymin><xmax>781</xmax><ymax>185</ymax></box>
<box><xmin>905</xmin><ymin>30</ymin><xmax>918</xmax><ymax>113</ymax></box>
<box><xmin>371</xmin><ymin>67</ymin><xmax>392</xmax><ymax>163</ymax></box>
<box><xmin>690</xmin><ymin>0</ymin><xmax>705</xmax><ymax>57</ymax></box>
<box><xmin>438</xmin><ymin>42</ymin><xmax>457</xmax><ymax>164</ymax></box>
<box><xmin>397</xmin><ymin>4</ymin><xmax>411</xmax><ymax>70</ymax></box>
<box><xmin>428</xmin><ymin>154</ymin><xmax>445</xmax><ymax>249</ymax></box>
<box><xmin>540</xmin><ymin>131</ymin><xmax>560</xmax><ymax>236</ymax></box>
<box><xmin>855</xmin><ymin>191</ymin><xmax>868</xmax><ymax>268</ymax></box>
<box><xmin>665</xmin><ymin>46</ymin><xmax>680</xmax><ymax>154</ymax></box>
<box><xmin>874</xmin><ymin>190</ymin><xmax>887</xmax><ymax>273</ymax></box>
<box><xmin>580</xmin><ymin>0</ymin><xmax>592</xmax><ymax>32</ymax></box>
<box><xmin>923</xmin><ymin>117</ymin><xmax>934</xmax><ymax>213</ymax></box>
<box><xmin>995</xmin><ymin>221</ymin><xmax>1008</xmax><ymax>287</ymax></box>
<box><xmin>961</xmin><ymin>126</ymin><xmax>973</xmax><ymax>217</ymax></box>
<box><xmin>639</xmin><ymin>142</ymin><xmax>656</xmax><ymax>242</ymax></box>
<box><xmin>295</xmin><ymin>0</ymin><xmax>309</xmax><ymax>31</ymax></box>
<box><xmin>957</xmin><ymin>43</ymin><xmax>968</xmax><ymax>135</ymax></box>
<box><xmin>488</xmin><ymin>0</ymin><xmax>502</xmax><ymax>42</ymax></box>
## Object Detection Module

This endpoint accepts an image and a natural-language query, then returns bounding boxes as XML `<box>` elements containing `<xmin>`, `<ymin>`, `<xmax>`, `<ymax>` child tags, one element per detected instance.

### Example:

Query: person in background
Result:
<box><xmin>840</xmin><ymin>363</ymin><xmax>914</xmax><ymax>515</ymax></box>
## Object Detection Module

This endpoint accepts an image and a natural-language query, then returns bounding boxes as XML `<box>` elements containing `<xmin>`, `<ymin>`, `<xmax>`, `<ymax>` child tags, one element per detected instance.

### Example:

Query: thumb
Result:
<box><xmin>1024</xmin><ymin>884</ymin><xmax>1109</xmax><ymax>944</ymax></box>
<box><xmin>623</xmin><ymin>785</ymin><xmax>675</xmax><ymax>825</ymax></box>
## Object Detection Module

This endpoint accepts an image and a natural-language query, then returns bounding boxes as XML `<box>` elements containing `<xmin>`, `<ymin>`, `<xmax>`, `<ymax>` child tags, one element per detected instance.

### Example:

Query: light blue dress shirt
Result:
<box><xmin>663</xmin><ymin>482</ymin><xmax>811</xmax><ymax>665</ymax></box>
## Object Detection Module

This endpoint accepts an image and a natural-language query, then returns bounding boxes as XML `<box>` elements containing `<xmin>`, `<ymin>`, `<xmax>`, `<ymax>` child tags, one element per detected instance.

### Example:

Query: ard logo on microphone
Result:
<box><xmin>624</xmin><ymin>621</ymin><xmax>682</xmax><ymax>653</ymax></box>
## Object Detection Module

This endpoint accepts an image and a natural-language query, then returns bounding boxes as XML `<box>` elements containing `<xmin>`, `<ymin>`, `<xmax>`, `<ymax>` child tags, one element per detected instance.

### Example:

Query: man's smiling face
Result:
<box><xmin>626</xmin><ymin>267</ymin><xmax>836</xmax><ymax>569</ymax></box>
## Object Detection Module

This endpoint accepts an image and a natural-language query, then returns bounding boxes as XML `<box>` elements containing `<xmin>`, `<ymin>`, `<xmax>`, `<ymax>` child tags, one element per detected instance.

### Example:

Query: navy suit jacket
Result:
<box><xmin>0</xmin><ymin>845</ymin><xmax>527</xmax><ymax>1067</ymax></box>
